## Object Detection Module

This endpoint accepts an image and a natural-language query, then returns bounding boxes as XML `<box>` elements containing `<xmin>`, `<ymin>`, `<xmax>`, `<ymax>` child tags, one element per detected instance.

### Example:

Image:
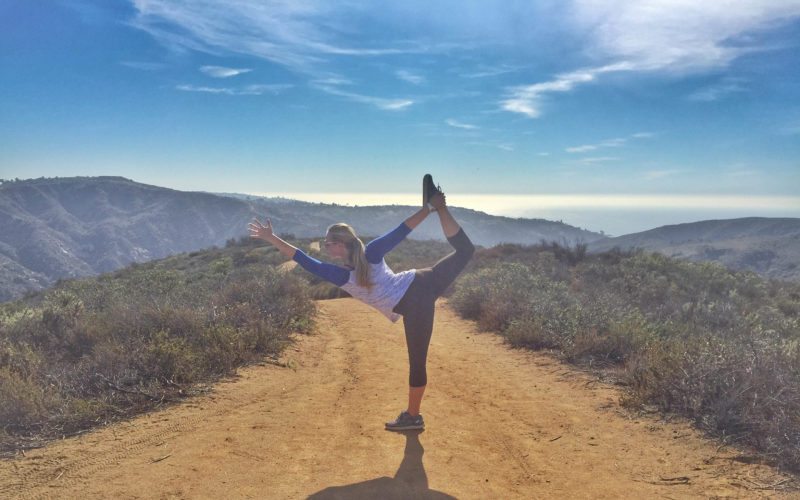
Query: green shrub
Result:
<box><xmin>451</xmin><ymin>243</ymin><xmax>800</xmax><ymax>472</ymax></box>
<box><xmin>0</xmin><ymin>243</ymin><xmax>317</xmax><ymax>452</ymax></box>
<box><xmin>503</xmin><ymin>317</ymin><xmax>559</xmax><ymax>350</ymax></box>
<box><xmin>146</xmin><ymin>330</ymin><xmax>198</xmax><ymax>383</ymax></box>
<box><xmin>0</xmin><ymin>367</ymin><xmax>50</xmax><ymax>431</ymax></box>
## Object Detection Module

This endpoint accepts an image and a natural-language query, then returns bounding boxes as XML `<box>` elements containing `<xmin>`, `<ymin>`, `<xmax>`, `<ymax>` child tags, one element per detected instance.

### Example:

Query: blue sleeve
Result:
<box><xmin>364</xmin><ymin>222</ymin><xmax>412</xmax><ymax>264</ymax></box>
<box><xmin>292</xmin><ymin>250</ymin><xmax>350</xmax><ymax>286</ymax></box>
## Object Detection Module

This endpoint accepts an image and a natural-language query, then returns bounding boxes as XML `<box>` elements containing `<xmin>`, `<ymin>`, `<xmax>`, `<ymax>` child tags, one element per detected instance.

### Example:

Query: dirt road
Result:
<box><xmin>2</xmin><ymin>298</ymin><xmax>795</xmax><ymax>499</ymax></box>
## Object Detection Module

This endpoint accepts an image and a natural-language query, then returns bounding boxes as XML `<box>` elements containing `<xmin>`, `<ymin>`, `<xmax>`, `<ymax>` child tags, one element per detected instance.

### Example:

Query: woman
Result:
<box><xmin>248</xmin><ymin>175</ymin><xmax>474</xmax><ymax>431</ymax></box>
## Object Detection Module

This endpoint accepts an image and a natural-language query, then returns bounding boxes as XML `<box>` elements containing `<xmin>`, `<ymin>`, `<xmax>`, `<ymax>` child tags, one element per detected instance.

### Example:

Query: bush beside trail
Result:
<box><xmin>0</xmin><ymin>238</ymin><xmax>315</xmax><ymax>455</ymax></box>
<box><xmin>450</xmin><ymin>244</ymin><xmax>800</xmax><ymax>473</ymax></box>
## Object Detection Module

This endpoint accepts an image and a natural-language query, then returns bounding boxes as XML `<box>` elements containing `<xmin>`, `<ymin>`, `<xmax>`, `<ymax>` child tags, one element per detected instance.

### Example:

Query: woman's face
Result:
<box><xmin>324</xmin><ymin>236</ymin><xmax>348</xmax><ymax>261</ymax></box>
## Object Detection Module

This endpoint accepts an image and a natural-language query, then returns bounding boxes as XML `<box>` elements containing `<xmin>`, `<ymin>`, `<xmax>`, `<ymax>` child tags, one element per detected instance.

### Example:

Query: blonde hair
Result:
<box><xmin>326</xmin><ymin>223</ymin><xmax>372</xmax><ymax>290</ymax></box>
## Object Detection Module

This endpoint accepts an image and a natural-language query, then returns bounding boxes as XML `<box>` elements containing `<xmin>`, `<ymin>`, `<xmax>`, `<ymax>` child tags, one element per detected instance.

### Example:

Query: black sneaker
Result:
<box><xmin>422</xmin><ymin>174</ymin><xmax>443</xmax><ymax>209</ymax></box>
<box><xmin>385</xmin><ymin>410</ymin><xmax>425</xmax><ymax>431</ymax></box>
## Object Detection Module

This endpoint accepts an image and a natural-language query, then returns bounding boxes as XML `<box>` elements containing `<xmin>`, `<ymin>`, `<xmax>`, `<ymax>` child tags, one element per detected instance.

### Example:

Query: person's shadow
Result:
<box><xmin>306</xmin><ymin>430</ymin><xmax>458</xmax><ymax>499</ymax></box>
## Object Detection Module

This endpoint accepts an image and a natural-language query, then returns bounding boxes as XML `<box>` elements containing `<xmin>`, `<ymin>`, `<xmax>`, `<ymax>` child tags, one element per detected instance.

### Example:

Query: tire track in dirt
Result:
<box><xmin>1</xmin><ymin>299</ymin><xmax>796</xmax><ymax>499</ymax></box>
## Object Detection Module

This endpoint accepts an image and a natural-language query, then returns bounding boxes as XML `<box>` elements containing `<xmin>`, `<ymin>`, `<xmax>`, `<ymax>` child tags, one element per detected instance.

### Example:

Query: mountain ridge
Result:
<box><xmin>0</xmin><ymin>176</ymin><xmax>603</xmax><ymax>302</ymax></box>
<box><xmin>3</xmin><ymin>177</ymin><xmax>798</xmax><ymax>301</ymax></box>
<box><xmin>588</xmin><ymin>217</ymin><xmax>800</xmax><ymax>282</ymax></box>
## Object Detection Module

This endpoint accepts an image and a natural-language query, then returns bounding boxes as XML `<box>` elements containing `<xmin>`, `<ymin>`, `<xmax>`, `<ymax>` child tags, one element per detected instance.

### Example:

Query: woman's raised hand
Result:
<box><xmin>248</xmin><ymin>218</ymin><xmax>275</xmax><ymax>241</ymax></box>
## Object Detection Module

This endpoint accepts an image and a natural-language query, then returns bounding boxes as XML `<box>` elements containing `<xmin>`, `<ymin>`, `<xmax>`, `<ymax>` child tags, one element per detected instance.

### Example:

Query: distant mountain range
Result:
<box><xmin>0</xmin><ymin>177</ymin><xmax>603</xmax><ymax>302</ymax></box>
<box><xmin>2</xmin><ymin>177</ymin><xmax>798</xmax><ymax>302</ymax></box>
<box><xmin>588</xmin><ymin>217</ymin><xmax>800</xmax><ymax>282</ymax></box>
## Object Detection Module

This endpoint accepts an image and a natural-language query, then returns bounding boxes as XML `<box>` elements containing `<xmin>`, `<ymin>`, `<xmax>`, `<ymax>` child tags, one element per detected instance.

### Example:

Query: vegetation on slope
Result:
<box><xmin>450</xmin><ymin>243</ymin><xmax>800</xmax><ymax>473</ymax></box>
<box><xmin>0</xmin><ymin>237</ymin><xmax>315</xmax><ymax>454</ymax></box>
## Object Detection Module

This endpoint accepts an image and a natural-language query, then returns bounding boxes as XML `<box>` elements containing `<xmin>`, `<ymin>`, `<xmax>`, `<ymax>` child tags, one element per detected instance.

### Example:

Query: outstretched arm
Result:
<box><xmin>403</xmin><ymin>205</ymin><xmax>433</xmax><ymax>231</ymax></box>
<box><xmin>363</xmin><ymin>203</ymin><xmax>437</xmax><ymax>264</ymax></box>
<box><xmin>249</xmin><ymin>218</ymin><xmax>350</xmax><ymax>285</ymax></box>
<box><xmin>248</xmin><ymin>218</ymin><xmax>297</xmax><ymax>259</ymax></box>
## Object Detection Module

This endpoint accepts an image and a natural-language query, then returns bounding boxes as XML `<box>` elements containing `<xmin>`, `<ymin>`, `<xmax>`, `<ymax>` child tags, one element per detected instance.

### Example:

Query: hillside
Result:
<box><xmin>588</xmin><ymin>217</ymin><xmax>800</xmax><ymax>282</ymax></box>
<box><xmin>0</xmin><ymin>177</ymin><xmax>603</xmax><ymax>302</ymax></box>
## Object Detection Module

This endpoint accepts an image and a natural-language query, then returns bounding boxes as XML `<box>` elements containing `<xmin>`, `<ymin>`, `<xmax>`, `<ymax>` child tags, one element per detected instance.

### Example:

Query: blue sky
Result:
<box><xmin>1</xmin><ymin>0</ymin><xmax>799</xmax><ymax>234</ymax></box>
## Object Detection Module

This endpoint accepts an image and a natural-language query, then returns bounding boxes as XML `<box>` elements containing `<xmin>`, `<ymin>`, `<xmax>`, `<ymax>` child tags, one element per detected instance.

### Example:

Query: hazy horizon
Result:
<box><xmin>242</xmin><ymin>191</ymin><xmax>800</xmax><ymax>236</ymax></box>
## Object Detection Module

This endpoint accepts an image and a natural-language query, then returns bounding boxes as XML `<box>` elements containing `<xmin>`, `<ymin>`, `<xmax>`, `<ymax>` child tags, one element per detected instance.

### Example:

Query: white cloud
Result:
<box><xmin>311</xmin><ymin>82</ymin><xmax>413</xmax><ymax>110</ymax></box>
<box><xmin>464</xmin><ymin>140</ymin><xmax>514</xmax><ymax>151</ymax></box>
<box><xmin>130</xmin><ymin>1</ymin><xmax>419</xmax><ymax>73</ymax></box>
<box><xmin>176</xmin><ymin>83</ymin><xmax>292</xmax><ymax>95</ymax></box>
<box><xmin>688</xmin><ymin>78</ymin><xmax>747</xmax><ymax>102</ymax></box>
<box><xmin>313</xmin><ymin>76</ymin><xmax>354</xmax><ymax>86</ymax></box>
<box><xmin>461</xmin><ymin>65</ymin><xmax>521</xmax><ymax>79</ymax></box>
<box><xmin>599</xmin><ymin>138</ymin><xmax>626</xmax><ymax>147</ymax></box>
<box><xmin>567</xmin><ymin>132</ymin><xmax>653</xmax><ymax>153</ymax></box>
<box><xmin>200</xmin><ymin>65</ymin><xmax>252</xmax><ymax>78</ymax></box>
<box><xmin>566</xmin><ymin>145</ymin><xmax>596</xmax><ymax>153</ymax></box>
<box><xmin>396</xmin><ymin>70</ymin><xmax>424</xmax><ymax>85</ymax></box>
<box><xmin>501</xmin><ymin>62</ymin><xmax>631</xmax><ymax>117</ymax></box>
<box><xmin>121</xmin><ymin>61</ymin><xmax>166</xmax><ymax>71</ymax></box>
<box><xmin>445</xmin><ymin>119</ymin><xmax>477</xmax><ymax>130</ymax></box>
<box><xmin>571</xmin><ymin>1</ymin><xmax>800</xmax><ymax>73</ymax></box>
<box><xmin>504</xmin><ymin>1</ymin><xmax>800</xmax><ymax>117</ymax></box>
<box><xmin>581</xmin><ymin>157</ymin><xmax>618</xmax><ymax>164</ymax></box>
<box><xmin>644</xmin><ymin>169</ymin><xmax>681</xmax><ymax>180</ymax></box>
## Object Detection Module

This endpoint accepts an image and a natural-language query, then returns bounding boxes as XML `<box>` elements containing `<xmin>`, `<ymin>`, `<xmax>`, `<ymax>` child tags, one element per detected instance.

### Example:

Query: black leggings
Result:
<box><xmin>392</xmin><ymin>228</ymin><xmax>474</xmax><ymax>387</ymax></box>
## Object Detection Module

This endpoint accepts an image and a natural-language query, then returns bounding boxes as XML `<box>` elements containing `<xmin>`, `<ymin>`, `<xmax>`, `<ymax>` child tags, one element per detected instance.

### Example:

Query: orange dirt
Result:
<box><xmin>2</xmin><ymin>298</ymin><xmax>796</xmax><ymax>499</ymax></box>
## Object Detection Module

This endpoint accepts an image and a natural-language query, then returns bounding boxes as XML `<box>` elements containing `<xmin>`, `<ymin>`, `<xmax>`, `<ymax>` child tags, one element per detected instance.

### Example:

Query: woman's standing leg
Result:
<box><xmin>404</xmin><ymin>197</ymin><xmax>474</xmax><ymax>416</ymax></box>
<box><xmin>404</xmin><ymin>295</ymin><xmax>434</xmax><ymax>416</ymax></box>
<box><xmin>387</xmin><ymin>185</ymin><xmax>475</xmax><ymax>430</ymax></box>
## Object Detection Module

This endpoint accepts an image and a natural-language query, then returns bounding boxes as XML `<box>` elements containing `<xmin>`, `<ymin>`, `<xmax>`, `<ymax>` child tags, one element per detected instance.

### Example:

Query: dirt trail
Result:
<box><xmin>2</xmin><ymin>298</ymin><xmax>796</xmax><ymax>499</ymax></box>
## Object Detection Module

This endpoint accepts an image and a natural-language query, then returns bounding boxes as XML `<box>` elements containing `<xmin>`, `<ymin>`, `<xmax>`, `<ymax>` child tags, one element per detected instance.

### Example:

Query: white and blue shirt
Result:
<box><xmin>292</xmin><ymin>223</ymin><xmax>416</xmax><ymax>322</ymax></box>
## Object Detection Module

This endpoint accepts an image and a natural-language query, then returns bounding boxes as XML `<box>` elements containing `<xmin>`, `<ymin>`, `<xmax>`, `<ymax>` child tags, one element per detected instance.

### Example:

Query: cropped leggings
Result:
<box><xmin>392</xmin><ymin>228</ymin><xmax>475</xmax><ymax>387</ymax></box>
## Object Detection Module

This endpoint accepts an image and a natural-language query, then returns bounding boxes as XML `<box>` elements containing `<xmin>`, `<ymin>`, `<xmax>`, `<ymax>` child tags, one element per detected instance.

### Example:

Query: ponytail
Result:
<box><xmin>326</xmin><ymin>223</ymin><xmax>373</xmax><ymax>290</ymax></box>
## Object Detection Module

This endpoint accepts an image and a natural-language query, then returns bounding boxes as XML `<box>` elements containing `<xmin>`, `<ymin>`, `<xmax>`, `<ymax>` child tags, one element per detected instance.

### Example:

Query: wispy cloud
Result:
<box><xmin>501</xmin><ymin>63</ymin><xmax>631</xmax><ymax>117</ymax></box>
<box><xmin>644</xmin><ymin>169</ymin><xmax>681</xmax><ymax>180</ymax></box>
<box><xmin>504</xmin><ymin>2</ymin><xmax>800</xmax><ymax>117</ymax></box>
<box><xmin>129</xmin><ymin>1</ymin><xmax>419</xmax><ymax>73</ymax></box>
<box><xmin>567</xmin><ymin>132</ymin><xmax>653</xmax><ymax>153</ymax></box>
<box><xmin>396</xmin><ymin>70</ymin><xmax>424</xmax><ymax>85</ymax></box>
<box><xmin>688</xmin><ymin>77</ymin><xmax>747</xmax><ymax>102</ymax></box>
<box><xmin>571</xmin><ymin>1</ymin><xmax>800</xmax><ymax>72</ymax></box>
<box><xmin>121</xmin><ymin>61</ymin><xmax>166</xmax><ymax>71</ymax></box>
<box><xmin>581</xmin><ymin>157</ymin><xmax>618</xmax><ymax>164</ymax></box>
<box><xmin>566</xmin><ymin>145</ymin><xmax>596</xmax><ymax>153</ymax></box>
<box><xmin>599</xmin><ymin>138</ymin><xmax>626</xmax><ymax>147</ymax></box>
<box><xmin>465</xmin><ymin>141</ymin><xmax>515</xmax><ymax>151</ymax></box>
<box><xmin>445</xmin><ymin>119</ymin><xmax>477</xmax><ymax>130</ymax></box>
<box><xmin>200</xmin><ymin>65</ymin><xmax>252</xmax><ymax>78</ymax></box>
<box><xmin>176</xmin><ymin>84</ymin><xmax>292</xmax><ymax>95</ymax></box>
<box><xmin>311</xmin><ymin>82</ymin><xmax>413</xmax><ymax>110</ymax></box>
<box><xmin>461</xmin><ymin>65</ymin><xmax>521</xmax><ymax>79</ymax></box>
